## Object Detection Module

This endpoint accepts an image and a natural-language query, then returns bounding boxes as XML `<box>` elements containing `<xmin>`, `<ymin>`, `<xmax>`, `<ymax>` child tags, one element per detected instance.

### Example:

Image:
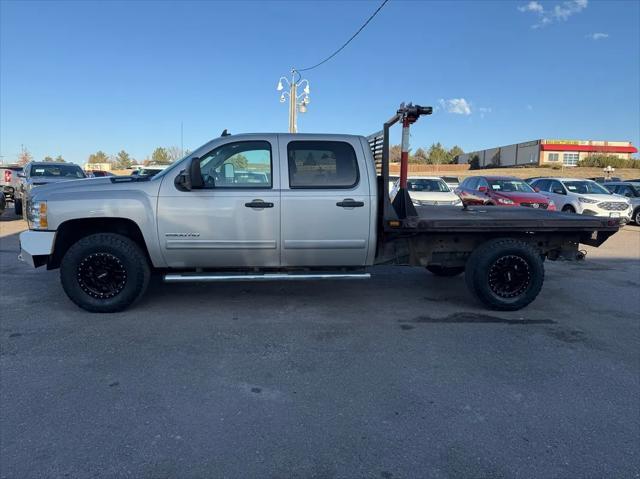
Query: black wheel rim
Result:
<box><xmin>77</xmin><ymin>253</ymin><xmax>127</xmax><ymax>299</ymax></box>
<box><xmin>488</xmin><ymin>255</ymin><xmax>531</xmax><ymax>299</ymax></box>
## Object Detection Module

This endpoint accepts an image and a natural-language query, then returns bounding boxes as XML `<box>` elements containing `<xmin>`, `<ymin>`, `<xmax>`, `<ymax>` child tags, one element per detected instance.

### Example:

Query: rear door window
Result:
<box><xmin>533</xmin><ymin>179</ymin><xmax>550</xmax><ymax>191</ymax></box>
<box><xmin>287</xmin><ymin>141</ymin><xmax>359</xmax><ymax>189</ymax></box>
<box><xmin>549</xmin><ymin>180</ymin><xmax>565</xmax><ymax>194</ymax></box>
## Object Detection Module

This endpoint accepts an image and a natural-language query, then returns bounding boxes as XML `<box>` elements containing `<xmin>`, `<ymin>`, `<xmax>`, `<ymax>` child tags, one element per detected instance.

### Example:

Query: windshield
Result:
<box><xmin>489</xmin><ymin>179</ymin><xmax>534</xmax><ymax>193</ymax></box>
<box><xmin>441</xmin><ymin>176</ymin><xmax>459</xmax><ymax>185</ymax></box>
<box><xmin>407</xmin><ymin>178</ymin><xmax>450</xmax><ymax>192</ymax></box>
<box><xmin>30</xmin><ymin>164</ymin><xmax>85</xmax><ymax>178</ymax></box>
<box><xmin>563</xmin><ymin>180</ymin><xmax>610</xmax><ymax>194</ymax></box>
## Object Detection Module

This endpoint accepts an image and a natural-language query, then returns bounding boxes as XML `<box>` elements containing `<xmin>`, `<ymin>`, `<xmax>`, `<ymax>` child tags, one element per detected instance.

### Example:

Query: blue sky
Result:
<box><xmin>1</xmin><ymin>0</ymin><xmax>638</xmax><ymax>164</ymax></box>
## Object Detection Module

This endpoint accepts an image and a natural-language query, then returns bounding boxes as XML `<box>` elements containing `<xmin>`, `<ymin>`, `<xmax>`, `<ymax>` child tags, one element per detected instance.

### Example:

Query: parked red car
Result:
<box><xmin>455</xmin><ymin>176</ymin><xmax>556</xmax><ymax>210</ymax></box>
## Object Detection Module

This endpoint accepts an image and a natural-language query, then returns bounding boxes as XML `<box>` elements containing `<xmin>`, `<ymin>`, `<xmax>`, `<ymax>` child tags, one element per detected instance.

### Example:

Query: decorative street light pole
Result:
<box><xmin>276</xmin><ymin>70</ymin><xmax>310</xmax><ymax>133</ymax></box>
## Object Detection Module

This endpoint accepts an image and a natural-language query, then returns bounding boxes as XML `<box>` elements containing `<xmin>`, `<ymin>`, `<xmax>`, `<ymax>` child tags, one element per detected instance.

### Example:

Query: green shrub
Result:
<box><xmin>578</xmin><ymin>154</ymin><xmax>640</xmax><ymax>169</ymax></box>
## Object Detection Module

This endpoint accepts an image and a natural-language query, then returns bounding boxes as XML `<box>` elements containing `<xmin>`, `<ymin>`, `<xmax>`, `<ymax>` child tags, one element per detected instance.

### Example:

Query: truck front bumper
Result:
<box><xmin>18</xmin><ymin>230</ymin><xmax>56</xmax><ymax>268</ymax></box>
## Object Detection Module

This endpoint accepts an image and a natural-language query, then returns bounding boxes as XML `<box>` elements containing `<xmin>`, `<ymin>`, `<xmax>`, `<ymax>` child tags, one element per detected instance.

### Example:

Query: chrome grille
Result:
<box><xmin>521</xmin><ymin>202</ymin><xmax>548</xmax><ymax>209</ymax></box>
<box><xmin>598</xmin><ymin>202</ymin><xmax>628</xmax><ymax>211</ymax></box>
<box><xmin>417</xmin><ymin>200</ymin><xmax>458</xmax><ymax>206</ymax></box>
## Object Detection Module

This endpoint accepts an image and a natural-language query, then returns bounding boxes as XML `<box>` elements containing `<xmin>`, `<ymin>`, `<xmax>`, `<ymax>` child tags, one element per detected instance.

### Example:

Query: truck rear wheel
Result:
<box><xmin>426</xmin><ymin>265</ymin><xmax>465</xmax><ymax>277</ymax></box>
<box><xmin>60</xmin><ymin>233</ymin><xmax>150</xmax><ymax>313</ymax></box>
<box><xmin>465</xmin><ymin>238</ymin><xmax>544</xmax><ymax>311</ymax></box>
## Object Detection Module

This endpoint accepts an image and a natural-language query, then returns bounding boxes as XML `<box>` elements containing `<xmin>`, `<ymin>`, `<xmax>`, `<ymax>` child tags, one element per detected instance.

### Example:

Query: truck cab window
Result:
<box><xmin>287</xmin><ymin>141</ymin><xmax>358</xmax><ymax>188</ymax></box>
<box><xmin>198</xmin><ymin>141</ymin><xmax>272</xmax><ymax>188</ymax></box>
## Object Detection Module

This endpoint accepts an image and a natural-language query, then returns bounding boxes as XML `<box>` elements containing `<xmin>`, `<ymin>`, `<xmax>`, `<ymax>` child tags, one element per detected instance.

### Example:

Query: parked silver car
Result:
<box><xmin>604</xmin><ymin>181</ymin><xmax>640</xmax><ymax>225</ymax></box>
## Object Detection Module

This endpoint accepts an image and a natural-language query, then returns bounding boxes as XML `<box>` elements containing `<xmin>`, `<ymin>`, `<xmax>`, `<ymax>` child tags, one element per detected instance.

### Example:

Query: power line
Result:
<box><xmin>294</xmin><ymin>0</ymin><xmax>390</xmax><ymax>73</ymax></box>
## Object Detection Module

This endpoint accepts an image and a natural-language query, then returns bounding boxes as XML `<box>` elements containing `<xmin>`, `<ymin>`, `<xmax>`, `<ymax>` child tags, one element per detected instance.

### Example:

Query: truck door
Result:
<box><xmin>279</xmin><ymin>136</ymin><xmax>373</xmax><ymax>267</ymax></box>
<box><xmin>157</xmin><ymin>136</ymin><xmax>281</xmax><ymax>268</ymax></box>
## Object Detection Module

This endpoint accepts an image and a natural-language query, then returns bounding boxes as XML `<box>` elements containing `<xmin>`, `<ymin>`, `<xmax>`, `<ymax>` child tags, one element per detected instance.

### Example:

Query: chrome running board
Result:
<box><xmin>163</xmin><ymin>272</ymin><xmax>371</xmax><ymax>283</ymax></box>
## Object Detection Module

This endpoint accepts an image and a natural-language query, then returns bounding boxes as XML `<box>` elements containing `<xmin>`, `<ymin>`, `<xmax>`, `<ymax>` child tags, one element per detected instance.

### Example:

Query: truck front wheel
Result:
<box><xmin>60</xmin><ymin>233</ymin><xmax>150</xmax><ymax>313</ymax></box>
<box><xmin>465</xmin><ymin>238</ymin><xmax>544</xmax><ymax>311</ymax></box>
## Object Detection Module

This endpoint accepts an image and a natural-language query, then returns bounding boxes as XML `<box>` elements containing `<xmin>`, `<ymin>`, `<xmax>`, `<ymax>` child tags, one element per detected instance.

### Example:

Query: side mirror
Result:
<box><xmin>533</xmin><ymin>187</ymin><xmax>540</xmax><ymax>192</ymax></box>
<box><xmin>174</xmin><ymin>157</ymin><xmax>204</xmax><ymax>191</ymax></box>
<box><xmin>17</xmin><ymin>172</ymin><xmax>25</xmax><ymax>178</ymax></box>
<box><xmin>478</xmin><ymin>186</ymin><xmax>488</xmax><ymax>193</ymax></box>
<box><xmin>553</xmin><ymin>188</ymin><xmax>565</xmax><ymax>195</ymax></box>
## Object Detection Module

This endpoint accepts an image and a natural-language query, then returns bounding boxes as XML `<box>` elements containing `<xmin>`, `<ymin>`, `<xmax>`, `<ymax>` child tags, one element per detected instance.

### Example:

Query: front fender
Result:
<box><xmin>44</xmin><ymin>187</ymin><xmax>165</xmax><ymax>267</ymax></box>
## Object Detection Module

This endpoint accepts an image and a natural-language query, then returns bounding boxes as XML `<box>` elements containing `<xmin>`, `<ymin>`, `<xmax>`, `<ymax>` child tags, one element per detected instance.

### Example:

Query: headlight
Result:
<box><xmin>578</xmin><ymin>197</ymin><xmax>598</xmax><ymax>204</ymax></box>
<box><xmin>27</xmin><ymin>201</ymin><xmax>48</xmax><ymax>230</ymax></box>
<box><xmin>497</xmin><ymin>197</ymin><xmax>515</xmax><ymax>205</ymax></box>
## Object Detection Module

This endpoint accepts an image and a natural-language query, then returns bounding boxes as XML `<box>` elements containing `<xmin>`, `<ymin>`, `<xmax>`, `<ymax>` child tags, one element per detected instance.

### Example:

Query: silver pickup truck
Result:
<box><xmin>19</xmin><ymin>105</ymin><xmax>620</xmax><ymax>313</ymax></box>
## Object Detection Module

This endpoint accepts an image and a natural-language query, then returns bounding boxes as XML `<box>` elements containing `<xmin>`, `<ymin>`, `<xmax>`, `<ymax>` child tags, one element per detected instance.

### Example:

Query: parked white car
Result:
<box><xmin>530</xmin><ymin>177</ymin><xmax>632</xmax><ymax>223</ymax></box>
<box><xmin>392</xmin><ymin>176</ymin><xmax>462</xmax><ymax>206</ymax></box>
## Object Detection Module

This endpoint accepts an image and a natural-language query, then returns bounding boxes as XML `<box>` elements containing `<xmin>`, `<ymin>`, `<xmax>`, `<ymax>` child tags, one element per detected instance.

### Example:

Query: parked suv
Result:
<box><xmin>14</xmin><ymin>162</ymin><xmax>86</xmax><ymax>215</ymax></box>
<box><xmin>456</xmin><ymin>176</ymin><xmax>556</xmax><ymax>210</ymax></box>
<box><xmin>530</xmin><ymin>177</ymin><xmax>632</xmax><ymax>223</ymax></box>
<box><xmin>604</xmin><ymin>181</ymin><xmax>640</xmax><ymax>225</ymax></box>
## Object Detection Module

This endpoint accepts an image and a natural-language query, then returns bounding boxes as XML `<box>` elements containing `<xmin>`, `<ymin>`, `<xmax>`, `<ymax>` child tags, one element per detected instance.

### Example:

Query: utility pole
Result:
<box><xmin>276</xmin><ymin>70</ymin><xmax>310</xmax><ymax>133</ymax></box>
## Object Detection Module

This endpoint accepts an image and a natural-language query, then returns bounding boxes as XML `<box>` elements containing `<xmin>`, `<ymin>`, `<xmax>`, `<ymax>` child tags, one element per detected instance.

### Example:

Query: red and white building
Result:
<box><xmin>456</xmin><ymin>139</ymin><xmax>638</xmax><ymax>168</ymax></box>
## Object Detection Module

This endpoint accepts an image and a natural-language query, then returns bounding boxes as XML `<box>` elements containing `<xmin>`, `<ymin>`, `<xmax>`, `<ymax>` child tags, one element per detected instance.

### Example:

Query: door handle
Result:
<box><xmin>245</xmin><ymin>200</ymin><xmax>274</xmax><ymax>208</ymax></box>
<box><xmin>336</xmin><ymin>199</ymin><xmax>365</xmax><ymax>208</ymax></box>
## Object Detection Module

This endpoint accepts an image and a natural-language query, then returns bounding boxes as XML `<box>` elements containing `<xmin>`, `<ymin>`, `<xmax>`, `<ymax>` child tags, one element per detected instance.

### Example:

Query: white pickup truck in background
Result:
<box><xmin>18</xmin><ymin>105</ymin><xmax>621</xmax><ymax>313</ymax></box>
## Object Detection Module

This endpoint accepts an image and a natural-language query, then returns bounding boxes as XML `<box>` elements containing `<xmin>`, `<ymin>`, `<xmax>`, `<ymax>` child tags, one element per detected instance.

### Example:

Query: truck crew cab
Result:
<box><xmin>19</xmin><ymin>104</ymin><xmax>619</xmax><ymax>313</ymax></box>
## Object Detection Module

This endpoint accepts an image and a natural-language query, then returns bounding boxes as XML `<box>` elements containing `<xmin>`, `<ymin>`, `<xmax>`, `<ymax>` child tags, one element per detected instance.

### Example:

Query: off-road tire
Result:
<box><xmin>14</xmin><ymin>198</ymin><xmax>22</xmax><ymax>216</ymax></box>
<box><xmin>426</xmin><ymin>265</ymin><xmax>465</xmax><ymax>277</ymax></box>
<box><xmin>60</xmin><ymin>233</ymin><xmax>150</xmax><ymax>313</ymax></box>
<box><xmin>464</xmin><ymin>238</ymin><xmax>544</xmax><ymax>311</ymax></box>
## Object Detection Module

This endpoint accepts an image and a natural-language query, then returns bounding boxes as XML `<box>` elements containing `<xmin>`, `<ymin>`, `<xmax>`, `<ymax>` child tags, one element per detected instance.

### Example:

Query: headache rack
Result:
<box><xmin>367</xmin><ymin>103</ymin><xmax>433</xmax><ymax>227</ymax></box>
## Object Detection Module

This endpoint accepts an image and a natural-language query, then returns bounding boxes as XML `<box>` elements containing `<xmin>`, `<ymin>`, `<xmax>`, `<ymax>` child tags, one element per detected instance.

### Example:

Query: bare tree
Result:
<box><xmin>389</xmin><ymin>145</ymin><xmax>402</xmax><ymax>163</ymax></box>
<box><xmin>166</xmin><ymin>146</ymin><xmax>183</xmax><ymax>163</ymax></box>
<box><xmin>17</xmin><ymin>146</ymin><xmax>33</xmax><ymax>166</ymax></box>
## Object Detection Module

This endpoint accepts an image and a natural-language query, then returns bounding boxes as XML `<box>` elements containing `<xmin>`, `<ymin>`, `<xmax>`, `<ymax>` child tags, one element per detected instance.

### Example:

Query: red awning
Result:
<box><xmin>541</xmin><ymin>144</ymin><xmax>638</xmax><ymax>154</ymax></box>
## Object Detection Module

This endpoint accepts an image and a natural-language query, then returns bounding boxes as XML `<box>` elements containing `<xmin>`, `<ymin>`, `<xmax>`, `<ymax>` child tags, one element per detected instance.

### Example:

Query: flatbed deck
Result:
<box><xmin>395</xmin><ymin>205</ymin><xmax>620</xmax><ymax>233</ymax></box>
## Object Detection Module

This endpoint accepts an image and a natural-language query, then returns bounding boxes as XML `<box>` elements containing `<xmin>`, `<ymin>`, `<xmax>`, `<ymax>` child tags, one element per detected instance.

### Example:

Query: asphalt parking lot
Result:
<box><xmin>1</xmin><ymin>212</ymin><xmax>639</xmax><ymax>479</ymax></box>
